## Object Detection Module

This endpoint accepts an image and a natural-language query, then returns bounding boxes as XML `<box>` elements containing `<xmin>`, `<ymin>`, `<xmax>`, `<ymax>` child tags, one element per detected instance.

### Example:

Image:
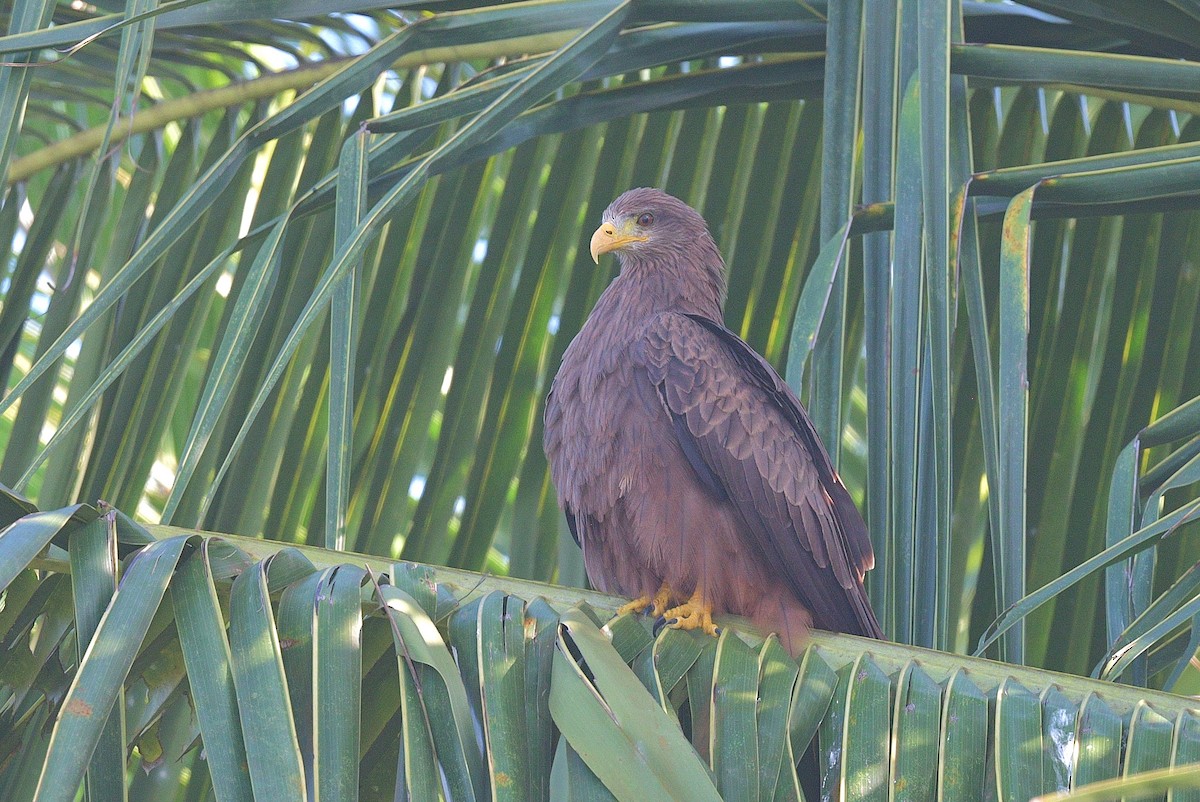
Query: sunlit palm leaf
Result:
<box><xmin>3</xmin><ymin>499</ymin><xmax>1200</xmax><ymax>799</ymax></box>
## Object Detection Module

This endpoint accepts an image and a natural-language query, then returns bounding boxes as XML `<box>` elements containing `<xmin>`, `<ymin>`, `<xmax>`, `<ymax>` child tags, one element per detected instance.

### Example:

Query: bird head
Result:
<box><xmin>589</xmin><ymin>187</ymin><xmax>714</xmax><ymax>266</ymax></box>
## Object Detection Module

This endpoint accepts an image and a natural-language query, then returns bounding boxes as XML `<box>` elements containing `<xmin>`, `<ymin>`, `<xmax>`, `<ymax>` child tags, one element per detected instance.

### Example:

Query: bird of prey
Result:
<box><xmin>544</xmin><ymin>187</ymin><xmax>882</xmax><ymax>649</ymax></box>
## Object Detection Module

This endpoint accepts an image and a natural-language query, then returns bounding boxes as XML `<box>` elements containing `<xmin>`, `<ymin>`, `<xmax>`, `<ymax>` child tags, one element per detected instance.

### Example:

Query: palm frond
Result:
<box><xmin>4</xmin><ymin>497</ymin><xmax>1200</xmax><ymax>799</ymax></box>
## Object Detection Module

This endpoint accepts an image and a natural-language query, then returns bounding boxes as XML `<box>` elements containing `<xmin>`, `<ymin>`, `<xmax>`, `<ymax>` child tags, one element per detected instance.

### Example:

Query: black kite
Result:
<box><xmin>544</xmin><ymin>188</ymin><xmax>882</xmax><ymax>649</ymax></box>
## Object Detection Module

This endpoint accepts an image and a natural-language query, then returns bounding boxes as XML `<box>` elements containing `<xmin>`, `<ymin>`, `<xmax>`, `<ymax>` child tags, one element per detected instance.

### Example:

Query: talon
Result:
<box><xmin>652</xmin><ymin>616</ymin><xmax>668</xmax><ymax>636</ymax></box>
<box><xmin>662</xmin><ymin>590</ymin><xmax>719</xmax><ymax>638</ymax></box>
<box><xmin>650</xmin><ymin>583</ymin><xmax>673</xmax><ymax>618</ymax></box>
<box><xmin>617</xmin><ymin>595</ymin><xmax>655</xmax><ymax>618</ymax></box>
<box><xmin>617</xmin><ymin>582</ymin><xmax>674</xmax><ymax>619</ymax></box>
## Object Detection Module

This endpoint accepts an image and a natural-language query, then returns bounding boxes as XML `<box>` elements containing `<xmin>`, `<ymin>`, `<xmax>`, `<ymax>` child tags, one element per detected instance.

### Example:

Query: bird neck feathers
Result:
<box><xmin>610</xmin><ymin>241</ymin><xmax>727</xmax><ymax>324</ymax></box>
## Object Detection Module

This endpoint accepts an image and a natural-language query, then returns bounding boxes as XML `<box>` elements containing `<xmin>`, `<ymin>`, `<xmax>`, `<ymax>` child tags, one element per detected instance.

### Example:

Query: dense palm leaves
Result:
<box><xmin>2</xmin><ymin>0</ymin><xmax>1200</xmax><ymax>798</ymax></box>
<box><xmin>5</xmin><ymin>500</ymin><xmax>1200</xmax><ymax>800</ymax></box>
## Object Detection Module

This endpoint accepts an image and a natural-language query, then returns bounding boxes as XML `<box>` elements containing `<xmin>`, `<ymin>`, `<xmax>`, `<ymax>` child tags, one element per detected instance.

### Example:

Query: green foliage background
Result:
<box><xmin>2</xmin><ymin>0</ymin><xmax>1200</xmax><ymax>799</ymax></box>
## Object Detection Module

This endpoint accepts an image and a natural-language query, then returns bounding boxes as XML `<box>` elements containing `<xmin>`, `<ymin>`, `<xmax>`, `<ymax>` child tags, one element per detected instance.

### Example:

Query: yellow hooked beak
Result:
<box><xmin>590</xmin><ymin>221</ymin><xmax>648</xmax><ymax>263</ymax></box>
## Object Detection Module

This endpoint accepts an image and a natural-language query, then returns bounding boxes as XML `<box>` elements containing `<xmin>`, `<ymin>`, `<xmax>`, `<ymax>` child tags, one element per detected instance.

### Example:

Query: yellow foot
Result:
<box><xmin>663</xmin><ymin>592</ymin><xmax>719</xmax><ymax>638</ymax></box>
<box><xmin>617</xmin><ymin>583</ymin><xmax>673</xmax><ymax>618</ymax></box>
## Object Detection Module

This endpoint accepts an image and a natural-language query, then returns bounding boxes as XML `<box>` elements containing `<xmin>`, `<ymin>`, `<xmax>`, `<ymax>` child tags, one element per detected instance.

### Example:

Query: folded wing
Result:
<box><xmin>633</xmin><ymin>312</ymin><xmax>882</xmax><ymax>638</ymax></box>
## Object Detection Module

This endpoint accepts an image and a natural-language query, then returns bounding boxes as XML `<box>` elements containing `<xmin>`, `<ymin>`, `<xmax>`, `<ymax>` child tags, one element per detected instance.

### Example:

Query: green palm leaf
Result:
<box><xmin>3</xmin><ymin>502</ymin><xmax>1200</xmax><ymax>798</ymax></box>
<box><xmin>4</xmin><ymin>0</ymin><xmax>1200</xmax><ymax>797</ymax></box>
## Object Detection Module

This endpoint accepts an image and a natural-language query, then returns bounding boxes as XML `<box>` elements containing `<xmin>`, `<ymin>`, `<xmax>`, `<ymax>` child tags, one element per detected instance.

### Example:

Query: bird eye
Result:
<box><xmin>637</xmin><ymin>212</ymin><xmax>654</xmax><ymax>227</ymax></box>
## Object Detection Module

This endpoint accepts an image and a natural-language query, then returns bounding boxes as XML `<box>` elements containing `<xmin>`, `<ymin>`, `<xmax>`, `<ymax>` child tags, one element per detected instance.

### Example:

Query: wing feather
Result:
<box><xmin>634</xmin><ymin>312</ymin><xmax>882</xmax><ymax>638</ymax></box>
